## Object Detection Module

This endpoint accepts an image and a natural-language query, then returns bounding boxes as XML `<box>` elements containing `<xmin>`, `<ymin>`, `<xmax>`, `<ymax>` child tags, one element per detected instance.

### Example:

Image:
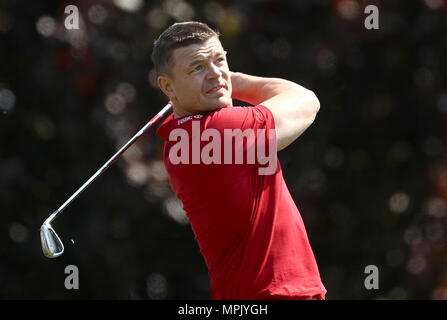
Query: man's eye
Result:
<box><xmin>193</xmin><ymin>65</ymin><xmax>203</xmax><ymax>72</ymax></box>
<box><xmin>216</xmin><ymin>57</ymin><xmax>225</xmax><ymax>63</ymax></box>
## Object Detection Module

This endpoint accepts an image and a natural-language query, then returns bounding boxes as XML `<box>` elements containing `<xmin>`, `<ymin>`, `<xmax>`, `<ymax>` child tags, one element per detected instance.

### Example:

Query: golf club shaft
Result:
<box><xmin>45</xmin><ymin>102</ymin><xmax>172</xmax><ymax>225</ymax></box>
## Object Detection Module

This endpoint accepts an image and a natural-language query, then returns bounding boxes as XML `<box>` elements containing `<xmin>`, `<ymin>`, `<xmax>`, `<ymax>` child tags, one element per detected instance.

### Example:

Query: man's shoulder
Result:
<box><xmin>207</xmin><ymin>104</ymin><xmax>271</xmax><ymax>123</ymax></box>
<box><xmin>157</xmin><ymin>104</ymin><xmax>273</xmax><ymax>139</ymax></box>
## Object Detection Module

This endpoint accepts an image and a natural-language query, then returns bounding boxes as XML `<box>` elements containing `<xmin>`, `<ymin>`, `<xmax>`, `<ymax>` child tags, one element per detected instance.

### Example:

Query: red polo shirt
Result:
<box><xmin>156</xmin><ymin>104</ymin><xmax>326</xmax><ymax>299</ymax></box>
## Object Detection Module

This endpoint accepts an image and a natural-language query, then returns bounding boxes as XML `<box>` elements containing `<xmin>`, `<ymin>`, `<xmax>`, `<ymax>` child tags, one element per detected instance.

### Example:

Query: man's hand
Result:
<box><xmin>230</xmin><ymin>71</ymin><xmax>320</xmax><ymax>151</ymax></box>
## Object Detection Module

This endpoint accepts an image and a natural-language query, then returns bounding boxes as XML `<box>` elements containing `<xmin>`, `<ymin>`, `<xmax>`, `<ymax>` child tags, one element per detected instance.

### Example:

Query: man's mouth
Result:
<box><xmin>206</xmin><ymin>85</ymin><xmax>226</xmax><ymax>94</ymax></box>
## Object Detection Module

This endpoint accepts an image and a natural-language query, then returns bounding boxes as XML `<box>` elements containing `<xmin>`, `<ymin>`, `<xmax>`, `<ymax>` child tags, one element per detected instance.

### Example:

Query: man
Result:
<box><xmin>153</xmin><ymin>21</ymin><xmax>326</xmax><ymax>299</ymax></box>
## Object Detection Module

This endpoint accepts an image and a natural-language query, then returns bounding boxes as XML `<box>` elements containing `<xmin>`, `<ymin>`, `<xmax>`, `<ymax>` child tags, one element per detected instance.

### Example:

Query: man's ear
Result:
<box><xmin>157</xmin><ymin>76</ymin><xmax>175</xmax><ymax>99</ymax></box>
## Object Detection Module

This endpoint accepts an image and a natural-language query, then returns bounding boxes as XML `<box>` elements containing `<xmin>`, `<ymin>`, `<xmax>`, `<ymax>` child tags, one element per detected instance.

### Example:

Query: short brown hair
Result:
<box><xmin>151</xmin><ymin>21</ymin><xmax>220</xmax><ymax>77</ymax></box>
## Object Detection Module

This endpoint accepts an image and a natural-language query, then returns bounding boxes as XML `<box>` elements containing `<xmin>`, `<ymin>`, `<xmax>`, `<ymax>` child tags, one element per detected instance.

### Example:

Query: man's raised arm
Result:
<box><xmin>230</xmin><ymin>72</ymin><xmax>320</xmax><ymax>151</ymax></box>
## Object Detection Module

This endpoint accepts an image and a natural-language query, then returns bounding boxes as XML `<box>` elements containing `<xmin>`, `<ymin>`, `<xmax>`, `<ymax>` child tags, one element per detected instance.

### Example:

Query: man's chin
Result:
<box><xmin>213</xmin><ymin>103</ymin><xmax>230</xmax><ymax>110</ymax></box>
<box><xmin>208</xmin><ymin>98</ymin><xmax>233</xmax><ymax>110</ymax></box>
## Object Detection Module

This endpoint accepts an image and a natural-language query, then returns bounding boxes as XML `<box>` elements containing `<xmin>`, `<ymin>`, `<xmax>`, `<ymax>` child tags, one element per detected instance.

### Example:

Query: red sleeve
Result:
<box><xmin>205</xmin><ymin>105</ymin><xmax>276</xmax><ymax>132</ymax></box>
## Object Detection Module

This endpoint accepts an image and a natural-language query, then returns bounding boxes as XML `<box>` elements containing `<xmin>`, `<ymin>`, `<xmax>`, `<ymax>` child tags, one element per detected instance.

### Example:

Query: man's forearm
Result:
<box><xmin>230</xmin><ymin>72</ymin><xmax>312</xmax><ymax>105</ymax></box>
<box><xmin>230</xmin><ymin>71</ymin><xmax>320</xmax><ymax>151</ymax></box>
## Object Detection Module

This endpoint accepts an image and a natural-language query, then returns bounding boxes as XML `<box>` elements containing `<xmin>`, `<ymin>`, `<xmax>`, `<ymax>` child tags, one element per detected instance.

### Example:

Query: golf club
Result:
<box><xmin>40</xmin><ymin>102</ymin><xmax>172</xmax><ymax>258</ymax></box>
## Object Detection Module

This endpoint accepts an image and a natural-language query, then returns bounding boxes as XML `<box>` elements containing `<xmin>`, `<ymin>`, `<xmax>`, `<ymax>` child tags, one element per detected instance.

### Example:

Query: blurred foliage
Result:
<box><xmin>0</xmin><ymin>0</ymin><xmax>446</xmax><ymax>299</ymax></box>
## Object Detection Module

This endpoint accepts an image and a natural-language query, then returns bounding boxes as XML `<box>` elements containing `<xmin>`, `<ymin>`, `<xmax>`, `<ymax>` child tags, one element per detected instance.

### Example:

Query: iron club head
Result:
<box><xmin>40</xmin><ymin>223</ymin><xmax>64</xmax><ymax>258</ymax></box>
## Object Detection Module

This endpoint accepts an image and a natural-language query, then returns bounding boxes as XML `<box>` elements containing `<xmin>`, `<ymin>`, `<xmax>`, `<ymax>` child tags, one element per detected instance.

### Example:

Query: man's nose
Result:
<box><xmin>206</xmin><ymin>63</ymin><xmax>222</xmax><ymax>79</ymax></box>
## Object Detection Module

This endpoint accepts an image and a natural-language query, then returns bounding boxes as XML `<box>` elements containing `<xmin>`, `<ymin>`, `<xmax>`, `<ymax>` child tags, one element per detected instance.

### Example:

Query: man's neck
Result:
<box><xmin>172</xmin><ymin>103</ymin><xmax>233</xmax><ymax>119</ymax></box>
<box><xmin>173</xmin><ymin>106</ymin><xmax>193</xmax><ymax>119</ymax></box>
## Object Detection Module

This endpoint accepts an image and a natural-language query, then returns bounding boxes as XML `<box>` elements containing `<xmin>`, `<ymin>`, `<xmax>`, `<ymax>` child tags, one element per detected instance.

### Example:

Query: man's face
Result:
<box><xmin>158</xmin><ymin>37</ymin><xmax>233</xmax><ymax>117</ymax></box>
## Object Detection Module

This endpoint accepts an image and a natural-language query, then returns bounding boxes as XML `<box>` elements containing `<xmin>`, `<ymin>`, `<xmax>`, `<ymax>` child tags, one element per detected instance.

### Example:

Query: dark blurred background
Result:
<box><xmin>1</xmin><ymin>0</ymin><xmax>446</xmax><ymax>299</ymax></box>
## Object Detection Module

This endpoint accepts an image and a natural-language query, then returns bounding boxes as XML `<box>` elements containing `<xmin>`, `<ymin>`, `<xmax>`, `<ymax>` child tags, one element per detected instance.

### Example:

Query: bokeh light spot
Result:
<box><xmin>163</xmin><ymin>0</ymin><xmax>195</xmax><ymax>21</ymax></box>
<box><xmin>114</xmin><ymin>0</ymin><xmax>144</xmax><ymax>13</ymax></box>
<box><xmin>116</xmin><ymin>82</ymin><xmax>136</xmax><ymax>103</ymax></box>
<box><xmin>36</xmin><ymin>16</ymin><xmax>56</xmax><ymax>37</ymax></box>
<box><xmin>389</xmin><ymin>192</ymin><xmax>410</xmax><ymax>214</ymax></box>
<box><xmin>336</xmin><ymin>0</ymin><xmax>361</xmax><ymax>21</ymax></box>
<box><xmin>105</xmin><ymin>93</ymin><xmax>126</xmax><ymax>115</ymax></box>
<box><xmin>146</xmin><ymin>273</ymin><xmax>168</xmax><ymax>299</ymax></box>
<box><xmin>9</xmin><ymin>223</ymin><xmax>29</xmax><ymax>243</ymax></box>
<box><xmin>324</xmin><ymin>146</ymin><xmax>345</xmax><ymax>169</ymax></box>
<box><xmin>125</xmin><ymin>162</ymin><xmax>148</xmax><ymax>186</ymax></box>
<box><xmin>403</xmin><ymin>226</ymin><xmax>422</xmax><ymax>246</ymax></box>
<box><xmin>33</xmin><ymin>116</ymin><xmax>55</xmax><ymax>141</ymax></box>
<box><xmin>424</xmin><ymin>0</ymin><xmax>443</xmax><ymax>9</ymax></box>
<box><xmin>163</xmin><ymin>196</ymin><xmax>188</xmax><ymax>225</ymax></box>
<box><xmin>88</xmin><ymin>5</ymin><xmax>108</xmax><ymax>25</ymax></box>
<box><xmin>0</xmin><ymin>88</ymin><xmax>16</xmax><ymax>113</ymax></box>
<box><xmin>146</xmin><ymin>8</ymin><xmax>169</xmax><ymax>29</ymax></box>
<box><xmin>436</xmin><ymin>92</ymin><xmax>447</xmax><ymax>114</ymax></box>
<box><xmin>425</xmin><ymin>197</ymin><xmax>447</xmax><ymax>218</ymax></box>
<box><xmin>407</xmin><ymin>255</ymin><xmax>427</xmax><ymax>275</ymax></box>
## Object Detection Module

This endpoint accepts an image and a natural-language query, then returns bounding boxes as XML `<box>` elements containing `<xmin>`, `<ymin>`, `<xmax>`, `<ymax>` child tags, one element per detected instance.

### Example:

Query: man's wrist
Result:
<box><xmin>230</xmin><ymin>72</ymin><xmax>255</xmax><ymax>102</ymax></box>
<box><xmin>230</xmin><ymin>72</ymin><xmax>243</xmax><ymax>91</ymax></box>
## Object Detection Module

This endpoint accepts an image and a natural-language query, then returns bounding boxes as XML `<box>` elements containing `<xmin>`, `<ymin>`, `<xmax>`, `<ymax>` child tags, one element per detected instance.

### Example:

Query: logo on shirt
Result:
<box><xmin>177</xmin><ymin>114</ymin><xmax>202</xmax><ymax>125</ymax></box>
<box><xmin>168</xmin><ymin>120</ymin><xmax>277</xmax><ymax>175</ymax></box>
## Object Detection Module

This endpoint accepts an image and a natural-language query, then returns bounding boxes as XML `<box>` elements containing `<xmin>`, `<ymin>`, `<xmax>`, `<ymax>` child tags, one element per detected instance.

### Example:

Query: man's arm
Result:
<box><xmin>230</xmin><ymin>72</ymin><xmax>320</xmax><ymax>151</ymax></box>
